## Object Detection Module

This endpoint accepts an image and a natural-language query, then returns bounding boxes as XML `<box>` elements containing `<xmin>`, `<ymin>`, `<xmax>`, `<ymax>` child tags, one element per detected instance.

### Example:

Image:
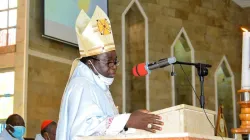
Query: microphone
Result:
<box><xmin>132</xmin><ymin>57</ymin><xmax>176</xmax><ymax>76</ymax></box>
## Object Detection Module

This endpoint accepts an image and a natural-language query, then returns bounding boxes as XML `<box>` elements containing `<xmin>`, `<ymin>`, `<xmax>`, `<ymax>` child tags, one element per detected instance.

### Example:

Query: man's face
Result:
<box><xmin>47</xmin><ymin>125</ymin><xmax>57</xmax><ymax>140</ymax></box>
<box><xmin>6</xmin><ymin>115</ymin><xmax>25</xmax><ymax>136</ymax></box>
<box><xmin>90</xmin><ymin>50</ymin><xmax>118</xmax><ymax>78</ymax></box>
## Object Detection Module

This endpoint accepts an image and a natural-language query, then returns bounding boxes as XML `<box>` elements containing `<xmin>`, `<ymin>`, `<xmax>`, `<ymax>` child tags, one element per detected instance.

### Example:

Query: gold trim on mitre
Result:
<box><xmin>75</xmin><ymin>6</ymin><xmax>116</xmax><ymax>57</ymax></box>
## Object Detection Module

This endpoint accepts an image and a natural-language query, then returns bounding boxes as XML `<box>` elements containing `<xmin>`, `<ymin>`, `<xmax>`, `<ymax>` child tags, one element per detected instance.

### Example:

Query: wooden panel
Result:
<box><xmin>0</xmin><ymin>45</ymin><xmax>15</xmax><ymax>54</ymax></box>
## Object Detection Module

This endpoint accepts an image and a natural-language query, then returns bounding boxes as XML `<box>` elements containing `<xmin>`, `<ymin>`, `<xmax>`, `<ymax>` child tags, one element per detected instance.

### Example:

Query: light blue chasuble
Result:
<box><xmin>56</xmin><ymin>62</ymin><xmax>130</xmax><ymax>140</ymax></box>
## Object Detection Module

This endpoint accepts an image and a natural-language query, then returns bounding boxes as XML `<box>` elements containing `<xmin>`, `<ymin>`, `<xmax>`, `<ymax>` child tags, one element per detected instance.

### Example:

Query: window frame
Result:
<box><xmin>0</xmin><ymin>69</ymin><xmax>15</xmax><ymax>121</ymax></box>
<box><xmin>0</xmin><ymin>0</ymin><xmax>17</xmax><ymax>54</ymax></box>
<box><xmin>0</xmin><ymin>119</ymin><xmax>6</xmax><ymax>134</ymax></box>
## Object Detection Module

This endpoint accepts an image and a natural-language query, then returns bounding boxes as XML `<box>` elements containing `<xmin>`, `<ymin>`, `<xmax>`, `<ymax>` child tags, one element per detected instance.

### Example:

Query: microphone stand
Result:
<box><xmin>174</xmin><ymin>61</ymin><xmax>211</xmax><ymax>109</ymax></box>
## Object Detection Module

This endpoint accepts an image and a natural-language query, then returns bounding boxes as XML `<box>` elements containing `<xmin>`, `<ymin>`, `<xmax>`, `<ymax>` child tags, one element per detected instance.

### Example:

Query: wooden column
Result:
<box><xmin>232</xmin><ymin>89</ymin><xmax>250</xmax><ymax>134</ymax></box>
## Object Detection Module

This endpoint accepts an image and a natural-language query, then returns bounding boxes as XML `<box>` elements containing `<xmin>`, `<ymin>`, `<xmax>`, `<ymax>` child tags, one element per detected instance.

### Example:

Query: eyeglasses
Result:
<box><xmin>91</xmin><ymin>57</ymin><xmax>120</xmax><ymax>67</ymax></box>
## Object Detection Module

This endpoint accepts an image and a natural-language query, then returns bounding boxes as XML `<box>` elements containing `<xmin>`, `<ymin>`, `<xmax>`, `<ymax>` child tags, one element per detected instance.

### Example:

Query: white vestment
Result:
<box><xmin>34</xmin><ymin>134</ymin><xmax>44</xmax><ymax>140</ymax></box>
<box><xmin>56</xmin><ymin>62</ymin><xmax>131</xmax><ymax>140</ymax></box>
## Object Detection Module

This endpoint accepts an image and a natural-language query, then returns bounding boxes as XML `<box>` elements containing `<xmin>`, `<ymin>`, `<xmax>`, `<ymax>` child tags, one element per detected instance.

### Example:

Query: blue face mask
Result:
<box><xmin>8</xmin><ymin>124</ymin><xmax>26</xmax><ymax>139</ymax></box>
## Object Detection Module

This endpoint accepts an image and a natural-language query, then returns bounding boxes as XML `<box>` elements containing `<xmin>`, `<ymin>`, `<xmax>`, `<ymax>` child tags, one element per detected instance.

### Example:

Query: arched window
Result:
<box><xmin>122</xmin><ymin>0</ymin><xmax>149</xmax><ymax>112</ymax></box>
<box><xmin>171</xmin><ymin>27</ymin><xmax>195</xmax><ymax>106</ymax></box>
<box><xmin>215</xmin><ymin>56</ymin><xmax>236</xmax><ymax>138</ymax></box>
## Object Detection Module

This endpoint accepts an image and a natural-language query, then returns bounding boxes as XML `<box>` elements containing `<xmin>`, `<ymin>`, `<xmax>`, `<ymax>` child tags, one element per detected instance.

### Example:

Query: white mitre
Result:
<box><xmin>68</xmin><ymin>6</ymin><xmax>116</xmax><ymax>80</ymax></box>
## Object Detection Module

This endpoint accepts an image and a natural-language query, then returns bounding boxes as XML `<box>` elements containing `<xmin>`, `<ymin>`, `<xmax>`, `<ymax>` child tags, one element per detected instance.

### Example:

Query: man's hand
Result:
<box><xmin>126</xmin><ymin>110</ymin><xmax>164</xmax><ymax>133</ymax></box>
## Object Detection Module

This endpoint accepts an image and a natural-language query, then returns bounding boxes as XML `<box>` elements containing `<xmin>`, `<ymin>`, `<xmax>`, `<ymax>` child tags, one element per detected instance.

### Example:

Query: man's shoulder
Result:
<box><xmin>0</xmin><ymin>129</ymin><xmax>10</xmax><ymax>140</ymax></box>
<box><xmin>65</xmin><ymin>76</ymin><xmax>97</xmax><ymax>93</ymax></box>
<box><xmin>0</xmin><ymin>136</ymin><xmax>8</xmax><ymax>140</ymax></box>
<box><xmin>34</xmin><ymin>134</ymin><xmax>44</xmax><ymax>140</ymax></box>
<box><xmin>69</xmin><ymin>76</ymin><xmax>95</xmax><ymax>86</ymax></box>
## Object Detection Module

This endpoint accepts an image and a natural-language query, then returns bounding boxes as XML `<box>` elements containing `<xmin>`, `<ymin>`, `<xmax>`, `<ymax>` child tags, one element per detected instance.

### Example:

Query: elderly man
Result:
<box><xmin>35</xmin><ymin>120</ymin><xmax>57</xmax><ymax>140</ymax></box>
<box><xmin>56</xmin><ymin>6</ymin><xmax>163</xmax><ymax>140</ymax></box>
<box><xmin>40</xmin><ymin>120</ymin><xmax>57</xmax><ymax>140</ymax></box>
<box><xmin>0</xmin><ymin>114</ymin><xmax>25</xmax><ymax>140</ymax></box>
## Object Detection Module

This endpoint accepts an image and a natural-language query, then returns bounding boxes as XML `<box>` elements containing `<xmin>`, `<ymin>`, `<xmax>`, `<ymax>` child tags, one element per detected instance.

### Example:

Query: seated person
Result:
<box><xmin>35</xmin><ymin>120</ymin><xmax>57</xmax><ymax>140</ymax></box>
<box><xmin>0</xmin><ymin>114</ymin><xmax>25</xmax><ymax>140</ymax></box>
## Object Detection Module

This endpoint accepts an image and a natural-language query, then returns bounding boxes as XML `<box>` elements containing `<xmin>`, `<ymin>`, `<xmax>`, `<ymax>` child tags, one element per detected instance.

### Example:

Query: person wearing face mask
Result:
<box><xmin>56</xmin><ymin>6</ymin><xmax>164</xmax><ymax>140</ymax></box>
<box><xmin>0</xmin><ymin>114</ymin><xmax>25</xmax><ymax>140</ymax></box>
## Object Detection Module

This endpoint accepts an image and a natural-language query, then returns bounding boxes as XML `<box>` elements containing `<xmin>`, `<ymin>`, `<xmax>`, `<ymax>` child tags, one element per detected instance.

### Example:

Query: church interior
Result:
<box><xmin>0</xmin><ymin>0</ymin><xmax>250</xmax><ymax>139</ymax></box>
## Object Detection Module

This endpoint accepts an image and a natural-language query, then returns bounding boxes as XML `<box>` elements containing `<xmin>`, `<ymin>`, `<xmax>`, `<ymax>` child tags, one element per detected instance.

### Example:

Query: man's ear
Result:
<box><xmin>87</xmin><ymin>59</ymin><xmax>98</xmax><ymax>75</ymax></box>
<box><xmin>42</xmin><ymin>132</ymin><xmax>48</xmax><ymax>140</ymax></box>
<box><xmin>87</xmin><ymin>60</ymin><xmax>92</xmax><ymax>67</ymax></box>
<box><xmin>6</xmin><ymin>125</ymin><xmax>13</xmax><ymax>133</ymax></box>
<box><xmin>87</xmin><ymin>60</ymin><xmax>92</xmax><ymax>65</ymax></box>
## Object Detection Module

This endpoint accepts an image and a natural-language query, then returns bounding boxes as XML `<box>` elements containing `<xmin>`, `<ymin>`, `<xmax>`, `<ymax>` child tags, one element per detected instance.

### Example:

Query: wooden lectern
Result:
<box><xmin>77</xmin><ymin>104</ymin><xmax>233</xmax><ymax>140</ymax></box>
<box><xmin>129</xmin><ymin>104</ymin><xmax>215</xmax><ymax>136</ymax></box>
